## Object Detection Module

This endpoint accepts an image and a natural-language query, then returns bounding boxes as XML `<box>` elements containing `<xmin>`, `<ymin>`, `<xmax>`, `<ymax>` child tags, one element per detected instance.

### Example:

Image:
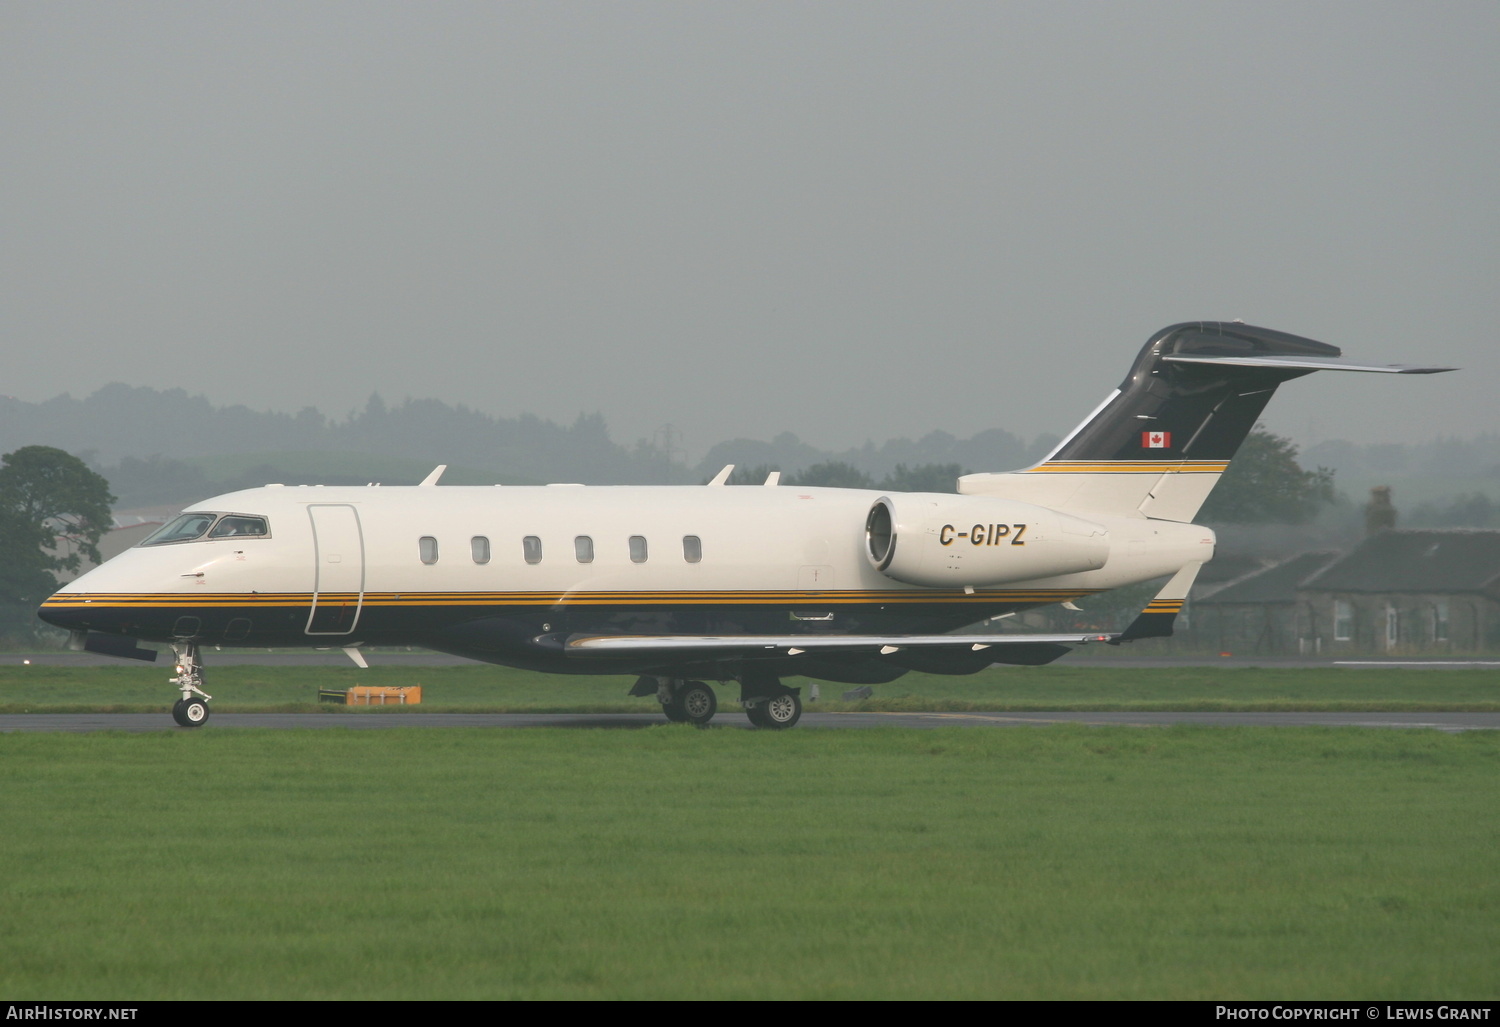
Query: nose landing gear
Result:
<box><xmin>169</xmin><ymin>643</ymin><xmax>212</xmax><ymax>728</ymax></box>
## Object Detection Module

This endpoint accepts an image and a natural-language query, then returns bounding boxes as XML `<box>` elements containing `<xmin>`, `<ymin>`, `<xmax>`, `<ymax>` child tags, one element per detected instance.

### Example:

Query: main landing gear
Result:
<box><xmin>655</xmin><ymin>678</ymin><xmax>718</xmax><ymax>726</ymax></box>
<box><xmin>744</xmin><ymin>691</ymin><xmax>802</xmax><ymax>730</ymax></box>
<box><xmin>169</xmin><ymin>642</ymin><xmax>212</xmax><ymax>728</ymax></box>
<box><xmin>739</xmin><ymin>666</ymin><xmax>802</xmax><ymax>729</ymax></box>
<box><xmin>632</xmin><ymin>670</ymin><xmax>803</xmax><ymax>729</ymax></box>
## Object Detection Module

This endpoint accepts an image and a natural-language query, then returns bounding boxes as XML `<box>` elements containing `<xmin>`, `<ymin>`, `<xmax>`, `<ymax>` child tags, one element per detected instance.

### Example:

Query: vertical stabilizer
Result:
<box><xmin>959</xmin><ymin>322</ymin><xmax>1450</xmax><ymax>521</ymax></box>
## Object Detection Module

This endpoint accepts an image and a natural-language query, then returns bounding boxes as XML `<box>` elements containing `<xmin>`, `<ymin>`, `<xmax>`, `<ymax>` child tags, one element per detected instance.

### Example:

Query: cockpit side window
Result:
<box><xmin>209</xmin><ymin>516</ymin><xmax>270</xmax><ymax>538</ymax></box>
<box><xmin>141</xmin><ymin>513</ymin><xmax>218</xmax><ymax>546</ymax></box>
<box><xmin>140</xmin><ymin>512</ymin><xmax>272</xmax><ymax>546</ymax></box>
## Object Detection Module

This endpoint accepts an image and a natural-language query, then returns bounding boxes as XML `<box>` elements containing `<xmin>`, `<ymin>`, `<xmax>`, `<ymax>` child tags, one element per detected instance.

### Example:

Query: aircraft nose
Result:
<box><xmin>37</xmin><ymin>594</ymin><xmax>91</xmax><ymax>631</ymax></box>
<box><xmin>37</xmin><ymin>593</ymin><xmax>144</xmax><ymax>636</ymax></box>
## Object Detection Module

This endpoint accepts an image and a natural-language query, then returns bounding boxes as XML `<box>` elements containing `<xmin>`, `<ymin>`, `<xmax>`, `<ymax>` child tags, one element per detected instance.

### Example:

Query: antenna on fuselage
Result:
<box><xmin>419</xmin><ymin>464</ymin><xmax>447</xmax><ymax>486</ymax></box>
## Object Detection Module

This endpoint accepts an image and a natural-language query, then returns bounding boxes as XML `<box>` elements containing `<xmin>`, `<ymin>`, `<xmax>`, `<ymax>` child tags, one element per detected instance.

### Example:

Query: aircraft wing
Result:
<box><xmin>563</xmin><ymin>630</ymin><xmax>1115</xmax><ymax>655</ymax></box>
<box><xmin>561</xmin><ymin>630</ymin><xmax>1097</xmax><ymax>669</ymax></box>
<box><xmin>563</xmin><ymin>563</ymin><xmax>1204</xmax><ymax>666</ymax></box>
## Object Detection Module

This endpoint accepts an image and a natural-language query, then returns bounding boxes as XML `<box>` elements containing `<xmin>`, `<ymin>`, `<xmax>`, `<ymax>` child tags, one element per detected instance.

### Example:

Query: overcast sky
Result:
<box><xmin>3</xmin><ymin>2</ymin><xmax>1495</xmax><ymax>460</ymax></box>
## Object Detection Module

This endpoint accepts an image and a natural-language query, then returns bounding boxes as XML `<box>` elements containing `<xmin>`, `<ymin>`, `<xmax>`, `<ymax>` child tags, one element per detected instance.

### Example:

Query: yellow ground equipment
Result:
<box><xmin>318</xmin><ymin>686</ymin><xmax>422</xmax><ymax>705</ymax></box>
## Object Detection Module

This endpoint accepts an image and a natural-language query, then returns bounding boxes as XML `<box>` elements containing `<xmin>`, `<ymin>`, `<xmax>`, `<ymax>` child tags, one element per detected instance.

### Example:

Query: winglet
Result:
<box><xmin>1111</xmin><ymin>561</ymin><xmax>1202</xmax><ymax>644</ymax></box>
<box><xmin>707</xmin><ymin>464</ymin><xmax>734</xmax><ymax>486</ymax></box>
<box><xmin>419</xmin><ymin>465</ymin><xmax>448</xmax><ymax>486</ymax></box>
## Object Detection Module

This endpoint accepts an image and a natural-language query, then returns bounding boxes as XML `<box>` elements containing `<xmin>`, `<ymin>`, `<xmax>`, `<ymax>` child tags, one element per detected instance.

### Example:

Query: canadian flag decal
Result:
<box><xmin>1142</xmin><ymin>431</ymin><xmax>1171</xmax><ymax>449</ymax></box>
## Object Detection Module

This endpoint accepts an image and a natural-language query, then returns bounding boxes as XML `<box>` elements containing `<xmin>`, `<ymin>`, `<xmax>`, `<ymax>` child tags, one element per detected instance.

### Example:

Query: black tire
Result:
<box><xmin>759</xmin><ymin>692</ymin><xmax>801</xmax><ymax>729</ymax></box>
<box><xmin>172</xmin><ymin>697</ymin><xmax>210</xmax><ymax>728</ymax></box>
<box><xmin>678</xmin><ymin>681</ymin><xmax>717</xmax><ymax>726</ymax></box>
<box><xmin>661</xmin><ymin>695</ymin><xmax>690</xmax><ymax>722</ymax></box>
<box><xmin>745</xmin><ymin>702</ymin><xmax>769</xmax><ymax>728</ymax></box>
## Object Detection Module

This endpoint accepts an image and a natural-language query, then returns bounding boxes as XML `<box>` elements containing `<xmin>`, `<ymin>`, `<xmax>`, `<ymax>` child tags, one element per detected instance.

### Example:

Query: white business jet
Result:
<box><xmin>39</xmin><ymin>322</ymin><xmax>1451</xmax><ymax>728</ymax></box>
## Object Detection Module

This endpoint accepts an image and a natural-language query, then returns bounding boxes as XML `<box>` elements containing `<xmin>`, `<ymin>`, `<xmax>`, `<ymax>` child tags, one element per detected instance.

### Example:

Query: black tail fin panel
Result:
<box><xmin>1050</xmin><ymin>323</ymin><xmax>1332</xmax><ymax>464</ymax></box>
<box><xmin>958</xmin><ymin>322</ymin><xmax>1451</xmax><ymax>520</ymax></box>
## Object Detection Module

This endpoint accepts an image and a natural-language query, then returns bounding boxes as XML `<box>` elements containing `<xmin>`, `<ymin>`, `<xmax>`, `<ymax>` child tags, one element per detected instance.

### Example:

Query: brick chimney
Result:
<box><xmin>1365</xmin><ymin>485</ymin><xmax>1397</xmax><ymax>535</ymax></box>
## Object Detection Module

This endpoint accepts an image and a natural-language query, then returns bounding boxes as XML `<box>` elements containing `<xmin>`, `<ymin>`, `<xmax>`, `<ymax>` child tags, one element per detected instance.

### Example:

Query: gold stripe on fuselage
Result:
<box><xmin>41</xmin><ymin>588</ymin><xmax>1102</xmax><ymax>610</ymax></box>
<box><xmin>1023</xmin><ymin>460</ymin><xmax>1228</xmax><ymax>474</ymax></box>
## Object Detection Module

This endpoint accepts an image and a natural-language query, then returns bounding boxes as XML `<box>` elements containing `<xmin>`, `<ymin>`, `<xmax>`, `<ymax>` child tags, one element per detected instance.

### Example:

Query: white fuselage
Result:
<box><xmin>44</xmin><ymin>481</ymin><xmax>1213</xmax><ymax>676</ymax></box>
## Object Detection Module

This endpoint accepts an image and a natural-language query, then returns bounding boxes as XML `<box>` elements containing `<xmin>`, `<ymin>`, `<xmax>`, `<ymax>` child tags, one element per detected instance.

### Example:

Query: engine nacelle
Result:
<box><xmin>865</xmin><ymin>493</ymin><xmax>1109</xmax><ymax>587</ymax></box>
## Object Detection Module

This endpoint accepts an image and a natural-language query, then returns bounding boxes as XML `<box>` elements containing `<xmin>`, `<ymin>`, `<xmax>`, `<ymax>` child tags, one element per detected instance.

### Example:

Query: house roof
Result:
<box><xmin>1196</xmin><ymin>550</ymin><xmax>1341</xmax><ymax>606</ymax></box>
<box><xmin>1301</xmin><ymin>530</ymin><xmax>1500</xmax><ymax>594</ymax></box>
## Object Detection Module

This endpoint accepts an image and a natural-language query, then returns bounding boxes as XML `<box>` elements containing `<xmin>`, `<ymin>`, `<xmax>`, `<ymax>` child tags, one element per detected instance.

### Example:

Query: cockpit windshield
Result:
<box><xmin>140</xmin><ymin>512</ymin><xmax>270</xmax><ymax>546</ymax></box>
<box><xmin>209</xmin><ymin>516</ymin><xmax>269</xmax><ymax>538</ymax></box>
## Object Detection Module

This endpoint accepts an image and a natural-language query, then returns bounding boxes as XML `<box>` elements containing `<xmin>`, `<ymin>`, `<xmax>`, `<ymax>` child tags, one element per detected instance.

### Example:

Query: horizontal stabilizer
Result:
<box><xmin>961</xmin><ymin>322</ymin><xmax>1455</xmax><ymax>523</ymax></box>
<box><xmin>1162</xmin><ymin>354</ymin><xmax>1456</xmax><ymax>375</ymax></box>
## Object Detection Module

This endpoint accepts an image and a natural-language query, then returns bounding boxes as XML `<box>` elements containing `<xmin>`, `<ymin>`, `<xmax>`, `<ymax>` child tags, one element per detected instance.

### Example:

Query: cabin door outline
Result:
<box><xmin>306</xmin><ymin>504</ymin><xmax>366</xmax><ymax>635</ymax></box>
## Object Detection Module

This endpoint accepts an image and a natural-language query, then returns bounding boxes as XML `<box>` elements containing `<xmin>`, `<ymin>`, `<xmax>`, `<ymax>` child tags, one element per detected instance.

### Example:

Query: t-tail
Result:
<box><xmin>958</xmin><ymin>321</ymin><xmax>1453</xmax><ymax>521</ymax></box>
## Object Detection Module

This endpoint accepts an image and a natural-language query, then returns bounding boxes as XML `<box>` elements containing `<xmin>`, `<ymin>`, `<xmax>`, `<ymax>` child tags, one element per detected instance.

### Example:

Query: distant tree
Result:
<box><xmin>785</xmin><ymin>462</ymin><xmax>875</xmax><ymax>489</ymax></box>
<box><xmin>0</xmin><ymin>446</ymin><xmax>115</xmax><ymax>641</ymax></box>
<box><xmin>1197</xmin><ymin>428</ymin><xmax>1334</xmax><ymax>524</ymax></box>
<box><xmin>878</xmin><ymin>463</ymin><xmax>966</xmax><ymax>493</ymax></box>
<box><xmin>98</xmin><ymin>455</ymin><xmax>212</xmax><ymax>509</ymax></box>
<box><xmin>1408</xmin><ymin>492</ymin><xmax>1498</xmax><ymax>529</ymax></box>
<box><xmin>723</xmin><ymin>464</ymin><xmax>782</xmax><ymax>486</ymax></box>
<box><xmin>0</xmin><ymin>504</ymin><xmax>57</xmax><ymax>642</ymax></box>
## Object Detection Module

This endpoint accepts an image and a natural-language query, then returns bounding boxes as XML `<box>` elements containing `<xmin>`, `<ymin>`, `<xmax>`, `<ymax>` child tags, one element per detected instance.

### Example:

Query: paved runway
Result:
<box><xmin>11</xmin><ymin>651</ymin><xmax>1500</xmax><ymax>669</ymax></box>
<box><xmin>3</xmin><ymin>711</ymin><xmax>1497</xmax><ymax>733</ymax></box>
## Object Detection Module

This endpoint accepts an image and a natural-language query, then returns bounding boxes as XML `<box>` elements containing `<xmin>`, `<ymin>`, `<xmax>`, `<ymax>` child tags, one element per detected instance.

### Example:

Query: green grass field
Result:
<box><xmin>1</xmin><ymin>726</ymin><xmax>1495</xmax><ymax>999</ymax></box>
<box><xmin>1</xmin><ymin>661</ymin><xmax>1497</xmax><ymax>713</ymax></box>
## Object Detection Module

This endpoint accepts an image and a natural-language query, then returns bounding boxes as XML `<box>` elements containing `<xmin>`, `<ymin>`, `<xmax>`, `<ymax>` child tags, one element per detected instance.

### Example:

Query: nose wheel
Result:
<box><xmin>169</xmin><ymin>642</ymin><xmax>212</xmax><ymax>728</ymax></box>
<box><xmin>172</xmin><ymin>696</ymin><xmax>211</xmax><ymax>726</ymax></box>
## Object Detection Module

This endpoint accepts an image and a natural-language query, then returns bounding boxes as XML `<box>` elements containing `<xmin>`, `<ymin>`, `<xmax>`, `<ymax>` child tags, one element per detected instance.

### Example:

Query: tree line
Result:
<box><xmin>0</xmin><ymin>447</ymin><xmax>113</xmax><ymax>643</ymax></box>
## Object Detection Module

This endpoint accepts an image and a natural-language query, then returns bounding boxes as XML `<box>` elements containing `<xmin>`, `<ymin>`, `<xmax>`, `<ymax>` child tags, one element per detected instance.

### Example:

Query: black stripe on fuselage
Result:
<box><xmin>39</xmin><ymin>590</ymin><xmax>1098</xmax><ymax>652</ymax></box>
